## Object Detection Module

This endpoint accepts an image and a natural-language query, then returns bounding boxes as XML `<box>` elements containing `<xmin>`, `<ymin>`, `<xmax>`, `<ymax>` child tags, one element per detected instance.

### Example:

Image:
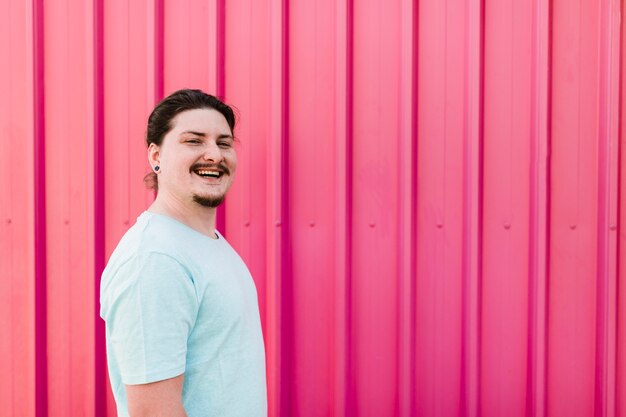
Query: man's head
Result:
<box><xmin>145</xmin><ymin>89</ymin><xmax>237</xmax><ymax>208</ymax></box>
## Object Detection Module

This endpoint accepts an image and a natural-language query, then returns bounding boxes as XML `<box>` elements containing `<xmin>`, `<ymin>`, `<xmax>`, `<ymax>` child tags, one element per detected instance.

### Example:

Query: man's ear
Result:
<box><xmin>148</xmin><ymin>143</ymin><xmax>160</xmax><ymax>168</ymax></box>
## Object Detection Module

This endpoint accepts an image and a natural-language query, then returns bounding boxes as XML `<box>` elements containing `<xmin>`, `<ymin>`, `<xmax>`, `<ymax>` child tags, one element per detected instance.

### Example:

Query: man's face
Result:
<box><xmin>150</xmin><ymin>108</ymin><xmax>237</xmax><ymax>208</ymax></box>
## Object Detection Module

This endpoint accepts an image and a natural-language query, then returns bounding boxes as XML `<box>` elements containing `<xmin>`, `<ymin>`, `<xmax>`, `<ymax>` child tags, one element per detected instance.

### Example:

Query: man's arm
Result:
<box><xmin>126</xmin><ymin>374</ymin><xmax>187</xmax><ymax>417</ymax></box>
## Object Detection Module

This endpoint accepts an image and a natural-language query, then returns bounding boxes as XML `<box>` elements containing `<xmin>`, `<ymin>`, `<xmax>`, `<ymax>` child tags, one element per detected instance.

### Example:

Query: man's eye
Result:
<box><xmin>186</xmin><ymin>139</ymin><xmax>201</xmax><ymax>144</ymax></box>
<box><xmin>218</xmin><ymin>141</ymin><xmax>233</xmax><ymax>148</ymax></box>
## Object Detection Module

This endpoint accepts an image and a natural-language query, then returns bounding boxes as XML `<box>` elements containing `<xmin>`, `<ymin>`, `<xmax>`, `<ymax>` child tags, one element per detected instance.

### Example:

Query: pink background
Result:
<box><xmin>1</xmin><ymin>0</ymin><xmax>625</xmax><ymax>416</ymax></box>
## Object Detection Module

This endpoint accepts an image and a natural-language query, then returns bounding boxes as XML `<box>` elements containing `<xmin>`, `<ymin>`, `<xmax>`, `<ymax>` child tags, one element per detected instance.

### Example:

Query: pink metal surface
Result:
<box><xmin>482</xmin><ymin>1</ymin><xmax>531</xmax><ymax>415</ymax></box>
<box><xmin>0</xmin><ymin>0</ymin><xmax>36</xmax><ymax>416</ymax></box>
<box><xmin>618</xmin><ymin>2</ymin><xmax>626</xmax><ymax>416</ymax></box>
<box><xmin>2</xmin><ymin>0</ymin><xmax>626</xmax><ymax>416</ymax></box>
<box><xmin>550</xmin><ymin>1</ymin><xmax>600</xmax><ymax>416</ymax></box>
<box><xmin>43</xmin><ymin>0</ymin><xmax>96</xmax><ymax>414</ymax></box>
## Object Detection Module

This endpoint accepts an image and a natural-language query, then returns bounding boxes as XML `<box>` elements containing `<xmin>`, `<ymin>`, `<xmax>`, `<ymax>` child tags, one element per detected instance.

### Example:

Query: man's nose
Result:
<box><xmin>202</xmin><ymin>141</ymin><xmax>223</xmax><ymax>162</ymax></box>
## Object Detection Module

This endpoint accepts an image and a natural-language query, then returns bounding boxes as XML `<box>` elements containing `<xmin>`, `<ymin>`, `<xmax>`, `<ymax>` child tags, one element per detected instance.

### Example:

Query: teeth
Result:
<box><xmin>196</xmin><ymin>169</ymin><xmax>220</xmax><ymax>177</ymax></box>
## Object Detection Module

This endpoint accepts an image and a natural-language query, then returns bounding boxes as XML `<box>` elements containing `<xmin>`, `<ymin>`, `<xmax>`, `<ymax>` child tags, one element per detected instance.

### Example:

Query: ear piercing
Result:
<box><xmin>154</xmin><ymin>165</ymin><xmax>160</xmax><ymax>172</ymax></box>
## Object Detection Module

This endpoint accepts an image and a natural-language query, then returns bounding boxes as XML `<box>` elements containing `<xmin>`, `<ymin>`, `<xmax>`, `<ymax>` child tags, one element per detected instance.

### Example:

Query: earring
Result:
<box><xmin>154</xmin><ymin>165</ymin><xmax>160</xmax><ymax>172</ymax></box>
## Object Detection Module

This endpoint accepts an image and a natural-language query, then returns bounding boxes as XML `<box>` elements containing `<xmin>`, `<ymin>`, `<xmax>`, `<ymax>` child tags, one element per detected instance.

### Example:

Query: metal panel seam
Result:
<box><xmin>154</xmin><ymin>0</ymin><xmax>164</xmax><ymax>102</ymax></box>
<box><xmin>461</xmin><ymin>0</ymin><xmax>484</xmax><ymax>415</ymax></box>
<box><xmin>543</xmin><ymin>0</ymin><xmax>554</xmax><ymax>413</ymax></box>
<box><xmin>333</xmin><ymin>0</ymin><xmax>353</xmax><ymax>415</ymax></box>
<box><xmin>216</xmin><ymin>0</ymin><xmax>226</xmax><ymax>237</ymax></box>
<box><xmin>93</xmin><ymin>0</ymin><xmax>106</xmax><ymax>414</ymax></box>
<box><xmin>216</xmin><ymin>0</ymin><xmax>225</xmax><ymax>100</ymax></box>
<box><xmin>527</xmin><ymin>0</ymin><xmax>552</xmax><ymax>415</ymax></box>
<box><xmin>279</xmin><ymin>0</ymin><xmax>292</xmax><ymax>414</ymax></box>
<box><xmin>595</xmin><ymin>0</ymin><xmax>621</xmax><ymax>416</ymax></box>
<box><xmin>615</xmin><ymin>1</ymin><xmax>624</xmax><ymax>416</ymax></box>
<box><xmin>397</xmin><ymin>0</ymin><xmax>417</xmax><ymax>415</ymax></box>
<box><xmin>32</xmin><ymin>0</ymin><xmax>48</xmax><ymax>414</ymax></box>
<box><xmin>267</xmin><ymin>0</ymin><xmax>290</xmax><ymax>414</ymax></box>
<box><xmin>344</xmin><ymin>0</ymin><xmax>354</xmax><ymax>414</ymax></box>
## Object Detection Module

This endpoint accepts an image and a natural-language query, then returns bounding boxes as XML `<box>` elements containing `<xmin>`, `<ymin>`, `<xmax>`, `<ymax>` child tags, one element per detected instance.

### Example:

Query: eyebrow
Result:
<box><xmin>180</xmin><ymin>130</ymin><xmax>233</xmax><ymax>139</ymax></box>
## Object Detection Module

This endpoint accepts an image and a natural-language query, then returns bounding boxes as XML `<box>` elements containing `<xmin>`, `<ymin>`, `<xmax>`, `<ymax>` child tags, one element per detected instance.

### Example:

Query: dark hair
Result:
<box><xmin>144</xmin><ymin>89</ymin><xmax>236</xmax><ymax>190</ymax></box>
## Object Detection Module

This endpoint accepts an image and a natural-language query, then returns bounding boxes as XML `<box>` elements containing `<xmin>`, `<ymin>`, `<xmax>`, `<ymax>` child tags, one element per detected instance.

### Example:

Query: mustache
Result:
<box><xmin>190</xmin><ymin>162</ymin><xmax>231</xmax><ymax>176</ymax></box>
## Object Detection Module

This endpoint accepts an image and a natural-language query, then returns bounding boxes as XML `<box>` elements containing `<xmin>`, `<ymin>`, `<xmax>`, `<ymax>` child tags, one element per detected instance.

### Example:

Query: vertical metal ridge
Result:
<box><xmin>267</xmin><ymin>0</ymin><xmax>290</xmax><ymax>415</ymax></box>
<box><xmin>595</xmin><ymin>0</ymin><xmax>621</xmax><ymax>416</ymax></box>
<box><xmin>93</xmin><ymin>0</ymin><xmax>106</xmax><ymax>414</ymax></box>
<box><xmin>215</xmin><ymin>0</ymin><xmax>226</xmax><ymax>236</ymax></box>
<box><xmin>615</xmin><ymin>0</ymin><xmax>624</xmax><ymax>409</ymax></box>
<box><xmin>543</xmin><ymin>0</ymin><xmax>554</xmax><ymax>412</ymax></box>
<box><xmin>527</xmin><ymin>0</ymin><xmax>551</xmax><ymax>415</ymax></box>
<box><xmin>608</xmin><ymin>24</ymin><xmax>622</xmax><ymax>411</ymax></box>
<box><xmin>151</xmin><ymin>0</ymin><xmax>164</xmax><ymax>202</ymax></box>
<box><xmin>397</xmin><ymin>0</ymin><xmax>417</xmax><ymax>415</ymax></box>
<box><xmin>279</xmin><ymin>1</ymin><xmax>291</xmax><ymax>415</ymax></box>
<box><xmin>345</xmin><ymin>0</ymin><xmax>354</xmax><ymax>414</ymax></box>
<box><xmin>461</xmin><ymin>0</ymin><xmax>484</xmax><ymax>415</ymax></box>
<box><xmin>616</xmin><ymin>1</ymin><xmax>624</xmax><ymax>415</ymax></box>
<box><xmin>216</xmin><ymin>0</ymin><xmax>225</xmax><ymax>100</ymax></box>
<box><xmin>333</xmin><ymin>0</ymin><xmax>353</xmax><ymax>415</ymax></box>
<box><xmin>32</xmin><ymin>0</ymin><xmax>48</xmax><ymax>415</ymax></box>
<box><xmin>154</xmin><ymin>0</ymin><xmax>164</xmax><ymax>102</ymax></box>
<box><xmin>477</xmin><ymin>2</ymin><xmax>485</xmax><ymax>413</ymax></box>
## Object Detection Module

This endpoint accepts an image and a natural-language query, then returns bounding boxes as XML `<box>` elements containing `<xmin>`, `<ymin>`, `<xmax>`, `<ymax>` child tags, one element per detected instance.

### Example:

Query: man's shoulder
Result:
<box><xmin>102</xmin><ymin>211</ymin><xmax>245</xmax><ymax>286</ymax></box>
<box><xmin>105</xmin><ymin>213</ymin><xmax>191</xmax><ymax>271</ymax></box>
<box><xmin>128</xmin><ymin>211</ymin><xmax>196</xmax><ymax>244</ymax></box>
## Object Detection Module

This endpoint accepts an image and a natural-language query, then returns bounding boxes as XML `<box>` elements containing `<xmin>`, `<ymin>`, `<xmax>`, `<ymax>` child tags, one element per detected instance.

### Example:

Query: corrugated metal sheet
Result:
<box><xmin>1</xmin><ymin>0</ymin><xmax>624</xmax><ymax>416</ymax></box>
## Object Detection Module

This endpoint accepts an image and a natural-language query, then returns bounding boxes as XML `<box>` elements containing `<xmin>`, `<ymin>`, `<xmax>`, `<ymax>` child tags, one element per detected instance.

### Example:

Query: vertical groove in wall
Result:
<box><xmin>527</xmin><ymin>0</ymin><xmax>551</xmax><ymax>415</ymax></box>
<box><xmin>613</xmin><ymin>44</ymin><xmax>622</xmax><ymax>417</ymax></box>
<box><xmin>154</xmin><ymin>0</ymin><xmax>164</xmax><ymax>102</ymax></box>
<box><xmin>544</xmin><ymin>0</ymin><xmax>554</xmax><ymax>411</ymax></box>
<box><xmin>279</xmin><ymin>1</ymin><xmax>291</xmax><ymax>414</ymax></box>
<box><xmin>345</xmin><ymin>0</ymin><xmax>355</xmax><ymax>414</ymax></box>
<box><xmin>267</xmin><ymin>0</ymin><xmax>290</xmax><ymax>415</ymax></box>
<box><xmin>216</xmin><ymin>0</ymin><xmax>225</xmax><ymax>100</ymax></box>
<box><xmin>397</xmin><ymin>0</ymin><xmax>417</xmax><ymax>415</ymax></box>
<box><xmin>478</xmin><ymin>3</ymin><xmax>485</xmax><ymax>414</ymax></box>
<box><xmin>595</xmin><ymin>14</ymin><xmax>608</xmax><ymax>414</ymax></box>
<box><xmin>93</xmin><ymin>0</ymin><xmax>106</xmax><ymax>415</ymax></box>
<box><xmin>333</xmin><ymin>0</ymin><xmax>352</xmax><ymax>415</ymax></box>
<box><xmin>409</xmin><ymin>1</ymin><xmax>418</xmax><ymax>413</ymax></box>
<box><xmin>32</xmin><ymin>0</ymin><xmax>48</xmax><ymax>415</ymax></box>
<box><xmin>595</xmin><ymin>0</ymin><xmax>621</xmax><ymax>416</ymax></box>
<box><xmin>614</xmin><ymin>0</ymin><xmax>624</xmax><ymax>415</ymax></box>
<box><xmin>610</xmin><ymin>2</ymin><xmax>621</xmax><ymax>414</ymax></box>
<box><xmin>461</xmin><ymin>0</ymin><xmax>484</xmax><ymax>415</ymax></box>
<box><xmin>215</xmin><ymin>0</ymin><xmax>226</xmax><ymax>236</ymax></box>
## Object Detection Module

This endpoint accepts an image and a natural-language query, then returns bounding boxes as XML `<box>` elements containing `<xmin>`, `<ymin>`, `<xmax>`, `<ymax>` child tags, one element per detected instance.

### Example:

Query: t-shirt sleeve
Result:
<box><xmin>104</xmin><ymin>252</ymin><xmax>199</xmax><ymax>385</ymax></box>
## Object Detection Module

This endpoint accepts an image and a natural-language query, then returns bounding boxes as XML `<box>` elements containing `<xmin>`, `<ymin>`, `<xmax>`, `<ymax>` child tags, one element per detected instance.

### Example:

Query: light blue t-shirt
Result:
<box><xmin>100</xmin><ymin>212</ymin><xmax>267</xmax><ymax>417</ymax></box>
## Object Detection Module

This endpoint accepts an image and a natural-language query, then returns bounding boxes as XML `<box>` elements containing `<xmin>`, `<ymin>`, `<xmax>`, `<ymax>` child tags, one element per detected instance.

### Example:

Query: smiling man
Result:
<box><xmin>100</xmin><ymin>89</ymin><xmax>267</xmax><ymax>417</ymax></box>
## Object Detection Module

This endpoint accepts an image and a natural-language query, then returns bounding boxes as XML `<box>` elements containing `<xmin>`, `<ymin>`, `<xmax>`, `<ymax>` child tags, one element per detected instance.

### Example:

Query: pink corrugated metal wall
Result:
<box><xmin>1</xmin><ymin>0</ymin><xmax>625</xmax><ymax>416</ymax></box>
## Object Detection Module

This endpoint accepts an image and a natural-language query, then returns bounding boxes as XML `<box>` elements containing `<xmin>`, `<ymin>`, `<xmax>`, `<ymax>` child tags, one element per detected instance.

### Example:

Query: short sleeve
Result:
<box><xmin>103</xmin><ymin>252</ymin><xmax>199</xmax><ymax>385</ymax></box>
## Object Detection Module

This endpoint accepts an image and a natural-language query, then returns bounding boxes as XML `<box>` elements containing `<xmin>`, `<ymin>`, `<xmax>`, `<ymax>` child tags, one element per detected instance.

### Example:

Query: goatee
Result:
<box><xmin>193</xmin><ymin>194</ymin><xmax>224</xmax><ymax>208</ymax></box>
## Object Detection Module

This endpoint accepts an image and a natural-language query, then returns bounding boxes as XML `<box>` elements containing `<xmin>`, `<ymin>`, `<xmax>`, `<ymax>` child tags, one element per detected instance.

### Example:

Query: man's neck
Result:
<box><xmin>148</xmin><ymin>192</ymin><xmax>218</xmax><ymax>239</ymax></box>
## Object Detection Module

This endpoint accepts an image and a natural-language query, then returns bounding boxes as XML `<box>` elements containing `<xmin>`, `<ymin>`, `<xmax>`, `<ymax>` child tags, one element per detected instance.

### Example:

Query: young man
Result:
<box><xmin>100</xmin><ymin>89</ymin><xmax>267</xmax><ymax>417</ymax></box>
